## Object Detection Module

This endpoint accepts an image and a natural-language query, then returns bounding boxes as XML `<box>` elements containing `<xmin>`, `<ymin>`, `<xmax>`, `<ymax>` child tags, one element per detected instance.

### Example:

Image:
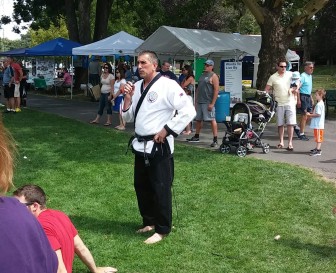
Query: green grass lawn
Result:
<box><xmin>3</xmin><ymin>110</ymin><xmax>336</xmax><ymax>273</ymax></box>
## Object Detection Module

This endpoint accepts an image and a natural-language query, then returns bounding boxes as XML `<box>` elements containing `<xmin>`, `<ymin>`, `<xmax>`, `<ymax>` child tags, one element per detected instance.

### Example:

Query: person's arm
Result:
<box><xmin>55</xmin><ymin>249</ymin><xmax>68</xmax><ymax>273</ymax></box>
<box><xmin>108</xmin><ymin>76</ymin><xmax>115</xmax><ymax>100</ymax></box>
<box><xmin>113</xmin><ymin>82</ymin><xmax>125</xmax><ymax>99</ymax></box>
<box><xmin>181</xmin><ymin>77</ymin><xmax>192</xmax><ymax>89</ymax></box>
<box><xmin>74</xmin><ymin>235</ymin><xmax>117</xmax><ymax>273</ymax></box>
<box><xmin>74</xmin><ymin>235</ymin><xmax>98</xmax><ymax>272</ymax></box>
<box><xmin>209</xmin><ymin>73</ymin><xmax>219</xmax><ymax>110</ymax></box>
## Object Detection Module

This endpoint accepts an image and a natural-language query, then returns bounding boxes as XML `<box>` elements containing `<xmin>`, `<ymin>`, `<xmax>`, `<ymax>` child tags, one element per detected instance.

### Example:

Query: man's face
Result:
<box><xmin>137</xmin><ymin>54</ymin><xmax>157</xmax><ymax>79</ymax></box>
<box><xmin>277</xmin><ymin>62</ymin><xmax>287</xmax><ymax>73</ymax></box>
<box><xmin>161</xmin><ymin>62</ymin><xmax>170</xmax><ymax>72</ymax></box>
<box><xmin>305</xmin><ymin>64</ymin><xmax>314</xmax><ymax>75</ymax></box>
<box><xmin>15</xmin><ymin>195</ymin><xmax>37</xmax><ymax>216</ymax></box>
<box><xmin>204</xmin><ymin>63</ymin><xmax>213</xmax><ymax>72</ymax></box>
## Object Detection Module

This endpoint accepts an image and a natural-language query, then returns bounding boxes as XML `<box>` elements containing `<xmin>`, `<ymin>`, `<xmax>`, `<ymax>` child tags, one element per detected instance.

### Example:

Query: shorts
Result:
<box><xmin>14</xmin><ymin>83</ymin><xmax>20</xmax><ymax>97</ymax></box>
<box><xmin>195</xmin><ymin>103</ymin><xmax>216</xmax><ymax>121</ymax></box>
<box><xmin>4</xmin><ymin>84</ymin><xmax>14</xmax><ymax>99</ymax></box>
<box><xmin>112</xmin><ymin>96</ymin><xmax>123</xmax><ymax>113</ymax></box>
<box><xmin>276</xmin><ymin>104</ymin><xmax>296</xmax><ymax>126</ymax></box>
<box><xmin>313</xmin><ymin>129</ymin><xmax>324</xmax><ymax>143</ymax></box>
<box><xmin>299</xmin><ymin>94</ymin><xmax>312</xmax><ymax>114</ymax></box>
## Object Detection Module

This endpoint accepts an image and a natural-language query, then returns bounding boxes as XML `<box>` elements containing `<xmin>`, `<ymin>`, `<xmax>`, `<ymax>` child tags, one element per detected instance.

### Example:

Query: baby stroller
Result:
<box><xmin>219</xmin><ymin>91</ymin><xmax>276</xmax><ymax>157</ymax></box>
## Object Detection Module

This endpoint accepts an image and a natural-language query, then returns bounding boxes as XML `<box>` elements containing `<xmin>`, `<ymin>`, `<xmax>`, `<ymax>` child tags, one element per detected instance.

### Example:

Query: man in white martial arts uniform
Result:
<box><xmin>122</xmin><ymin>50</ymin><xmax>196</xmax><ymax>244</ymax></box>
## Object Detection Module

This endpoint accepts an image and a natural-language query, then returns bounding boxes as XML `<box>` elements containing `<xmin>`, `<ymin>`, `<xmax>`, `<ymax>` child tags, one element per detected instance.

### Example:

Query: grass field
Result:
<box><xmin>3</xmin><ymin>109</ymin><xmax>336</xmax><ymax>273</ymax></box>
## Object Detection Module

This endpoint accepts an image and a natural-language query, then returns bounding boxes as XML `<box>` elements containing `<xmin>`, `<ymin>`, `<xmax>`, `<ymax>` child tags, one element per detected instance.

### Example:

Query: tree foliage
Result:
<box><xmin>242</xmin><ymin>0</ymin><xmax>331</xmax><ymax>89</ymax></box>
<box><xmin>311</xmin><ymin>0</ymin><xmax>336</xmax><ymax>65</ymax></box>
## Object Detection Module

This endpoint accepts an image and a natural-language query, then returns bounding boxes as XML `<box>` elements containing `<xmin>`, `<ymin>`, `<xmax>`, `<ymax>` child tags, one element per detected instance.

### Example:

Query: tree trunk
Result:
<box><xmin>64</xmin><ymin>0</ymin><xmax>79</xmax><ymax>42</ymax></box>
<box><xmin>77</xmin><ymin>0</ymin><xmax>92</xmax><ymax>44</ymax></box>
<box><xmin>93</xmin><ymin>0</ymin><xmax>113</xmax><ymax>42</ymax></box>
<box><xmin>256</xmin><ymin>11</ymin><xmax>290</xmax><ymax>90</ymax></box>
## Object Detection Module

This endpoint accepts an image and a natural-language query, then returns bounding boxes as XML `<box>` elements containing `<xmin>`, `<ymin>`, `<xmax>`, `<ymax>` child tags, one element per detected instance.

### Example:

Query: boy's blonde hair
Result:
<box><xmin>315</xmin><ymin>88</ymin><xmax>326</xmax><ymax>99</ymax></box>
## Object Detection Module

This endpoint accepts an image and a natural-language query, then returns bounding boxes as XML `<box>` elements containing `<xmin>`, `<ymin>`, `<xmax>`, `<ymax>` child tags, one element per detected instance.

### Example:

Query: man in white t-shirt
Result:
<box><xmin>265</xmin><ymin>59</ymin><xmax>296</xmax><ymax>151</ymax></box>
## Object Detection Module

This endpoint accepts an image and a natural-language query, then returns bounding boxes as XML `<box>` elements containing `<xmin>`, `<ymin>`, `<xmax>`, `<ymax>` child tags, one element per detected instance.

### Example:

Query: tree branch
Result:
<box><xmin>241</xmin><ymin>0</ymin><xmax>264</xmax><ymax>24</ymax></box>
<box><xmin>288</xmin><ymin>0</ymin><xmax>330</xmax><ymax>32</ymax></box>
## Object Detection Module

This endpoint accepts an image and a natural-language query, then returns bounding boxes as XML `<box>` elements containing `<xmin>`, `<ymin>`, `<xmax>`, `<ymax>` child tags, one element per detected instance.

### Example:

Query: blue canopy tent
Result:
<box><xmin>25</xmin><ymin>37</ymin><xmax>82</xmax><ymax>56</ymax></box>
<box><xmin>25</xmin><ymin>37</ymin><xmax>82</xmax><ymax>98</ymax></box>
<box><xmin>0</xmin><ymin>48</ymin><xmax>28</xmax><ymax>56</ymax></box>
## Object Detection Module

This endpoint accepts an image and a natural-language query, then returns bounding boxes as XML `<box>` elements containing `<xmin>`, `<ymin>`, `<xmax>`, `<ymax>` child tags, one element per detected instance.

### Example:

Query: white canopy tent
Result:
<box><xmin>72</xmin><ymin>31</ymin><xmax>144</xmax><ymax>56</ymax></box>
<box><xmin>135</xmin><ymin>26</ymin><xmax>257</xmax><ymax>60</ymax></box>
<box><xmin>136</xmin><ymin>27</ymin><xmax>300</xmax><ymax>88</ymax></box>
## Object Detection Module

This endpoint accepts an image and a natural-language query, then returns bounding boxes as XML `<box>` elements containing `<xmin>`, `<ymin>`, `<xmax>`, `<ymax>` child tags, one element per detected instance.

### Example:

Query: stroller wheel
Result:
<box><xmin>262</xmin><ymin>143</ymin><xmax>270</xmax><ymax>154</ymax></box>
<box><xmin>236</xmin><ymin>146</ymin><xmax>247</xmax><ymax>157</ymax></box>
<box><xmin>220</xmin><ymin>144</ymin><xmax>231</xmax><ymax>154</ymax></box>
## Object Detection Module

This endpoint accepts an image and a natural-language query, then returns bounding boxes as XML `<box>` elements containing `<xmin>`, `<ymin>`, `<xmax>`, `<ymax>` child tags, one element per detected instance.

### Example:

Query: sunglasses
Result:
<box><xmin>278</xmin><ymin>65</ymin><xmax>287</xmax><ymax>68</ymax></box>
<box><xmin>23</xmin><ymin>202</ymin><xmax>35</xmax><ymax>206</ymax></box>
<box><xmin>104</xmin><ymin>66</ymin><xmax>109</xmax><ymax>69</ymax></box>
<box><xmin>116</xmin><ymin>71</ymin><xmax>120</xmax><ymax>73</ymax></box>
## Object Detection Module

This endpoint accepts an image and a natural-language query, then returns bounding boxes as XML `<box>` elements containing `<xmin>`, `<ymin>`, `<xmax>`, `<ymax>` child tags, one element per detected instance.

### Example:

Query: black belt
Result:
<box><xmin>300</xmin><ymin>93</ymin><xmax>311</xmax><ymax>97</ymax></box>
<box><xmin>134</xmin><ymin>133</ymin><xmax>155</xmax><ymax>142</ymax></box>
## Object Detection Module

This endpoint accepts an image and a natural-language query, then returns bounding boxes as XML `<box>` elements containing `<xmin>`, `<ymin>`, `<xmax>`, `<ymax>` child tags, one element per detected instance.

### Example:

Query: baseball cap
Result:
<box><xmin>292</xmin><ymin>71</ymin><xmax>300</xmax><ymax>79</ymax></box>
<box><xmin>204</xmin><ymin>60</ymin><xmax>214</xmax><ymax>66</ymax></box>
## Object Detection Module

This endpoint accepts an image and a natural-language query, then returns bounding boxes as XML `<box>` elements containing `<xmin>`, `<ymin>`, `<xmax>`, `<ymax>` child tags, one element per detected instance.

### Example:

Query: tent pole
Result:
<box><xmin>71</xmin><ymin>56</ymin><xmax>73</xmax><ymax>99</ymax></box>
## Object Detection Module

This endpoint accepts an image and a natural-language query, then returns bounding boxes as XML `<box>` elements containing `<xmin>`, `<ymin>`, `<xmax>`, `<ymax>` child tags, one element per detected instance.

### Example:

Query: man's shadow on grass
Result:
<box><xmin>280</xmin><ymin>238</ymin><xmax>336</xmax><ymax>258</ymax></box>
<box><xmin>70</xmin><ymin>215</ymin><xmax>140</xmax><ymax>238</ymax></box>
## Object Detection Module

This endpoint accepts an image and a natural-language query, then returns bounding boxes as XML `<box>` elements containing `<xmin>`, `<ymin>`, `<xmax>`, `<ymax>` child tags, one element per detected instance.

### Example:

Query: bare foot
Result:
<box><xmin>144</xmin><ymin>233</ymin><xmax>165</xmax><ymax>244</ymax></box>
<box><xmin>96</xmin><ymin>266</ymin><xmax>118</xmax><ymax>273</ymax></box>
<box><xmin>136</xmin><ymin>225</ymin><xmax>154</xmax><ymax>233</ymax></box>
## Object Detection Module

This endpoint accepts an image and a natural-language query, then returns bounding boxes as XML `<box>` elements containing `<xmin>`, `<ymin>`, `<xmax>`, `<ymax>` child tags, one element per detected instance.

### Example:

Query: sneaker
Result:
<box><xmin>294</xmin><ymin>127</ymin><xmax>301</xmax><ymax>138</ymax></box>
<box><xmin>310</xmin><ymin>150</ymin><xmax>322</xmax><ymax>156</ymax></box>
<box><xmin>310</xmin><ymin>148</ymin><xmax>317</xmax><ymax>153</ymax></box>
<box><xmin>15</xmin><ymin>108</ymin><xmax>21</xmax><ymax>112</ymax></box>
<box><xmin>210</xmin><ymin>141</ymin><xmax>218</xmax><ymax>147</ymax></box>
<box><xmin>299</xmin><ymin>134</ymin><xmax>309</xmax><ymax>141</ymax></box>
<box><xmin>3</xmin><ymin>109</ymin><xmax>11</xmax><ymax>113</ymax></box>
<box><xmin>186</xmin><ymin>136</ymin><xmax>200</xmax><ymax>142</ymax></box>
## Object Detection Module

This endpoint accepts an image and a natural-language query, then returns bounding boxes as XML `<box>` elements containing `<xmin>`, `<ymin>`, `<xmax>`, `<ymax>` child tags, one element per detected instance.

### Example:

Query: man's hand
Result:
<box><xmin>154</xmin><ymin>128</ymin><xmax>168</xmax><ymax>143</ymax></box>
<box><xmin>208</xmin><ymin>103</ymin><xmax>214</xmax><ymax>111</ymax></box>
<box><xmin>123</xmin><ymin>81</ymin><xmax>135</xmax><ymax>98</ymax></box>
<box><xmin>96</xmin><ymin>266</ymin><xmax>118</xmax><ymax>273</ymax></box>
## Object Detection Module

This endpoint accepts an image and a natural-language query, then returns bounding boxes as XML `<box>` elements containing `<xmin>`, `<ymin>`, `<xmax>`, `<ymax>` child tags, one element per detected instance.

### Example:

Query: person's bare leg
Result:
<box><xmin>195</xmin><ymin>120</ymin><xmax>202</xmax><ymax>134</ymax></box>
<box><xmin>15</xmin><ymin>97</ymin><xmax>21</xmax><ymax>109</ymax></box>
<box><xmin>144</xmin><ymin>233</ymin><xmax>166</xmax><ymax>244</ymax></box>
<box><xmin>287</xmin><ymin>125</ymin><xmax>294</xmax><ymax>148</ymax></box>
<box><xmin>278</xmin><ymin>125</ymin><xmax>284</xmax><ymax>146</ymax></box>
<box><xmin>9</xmin><ymin>97</ymin><xmax>15</xmax><ymax>110</ymax></box>
<box><xmin>90</xmin><ymin>114</ymin><xmax>101</xmax><ymax>123</ymax></box>
<box><xmin>136</xmin><ymin>225</ymin><xmax>154</xmax><ymax>233</ymax></box>
<box><xmin>210</xmin><ymin>119</ymin><xmax>218</xmax><ymax>137</ymax></box>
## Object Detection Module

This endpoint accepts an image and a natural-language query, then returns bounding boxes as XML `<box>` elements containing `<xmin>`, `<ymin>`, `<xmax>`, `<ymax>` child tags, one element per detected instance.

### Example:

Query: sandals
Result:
<box><xmin>277</xmin><ymin>144</ymin><xmax>284</xmax><ymax>149</ymax></box>
<box><xmin>90</xmin><ymin>120</ymin><xmax>99</xmax><ymax>124</ymax></box>
<box><xmin>104</xmin><ymin>122</ymin><xmax>112</xmax><ymax>126</ymax></box>
<box><xmin>286</xmin><ymin>146</ymin><xmax>294</xmax><ymax>151</ymax></box>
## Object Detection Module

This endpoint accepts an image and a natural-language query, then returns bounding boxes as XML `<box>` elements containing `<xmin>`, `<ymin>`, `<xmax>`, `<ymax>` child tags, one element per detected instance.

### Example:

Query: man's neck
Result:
<box><xmin>143</xmin><ymin>72</ymin><xmax>158</xmax><ymax>88</ymax></box>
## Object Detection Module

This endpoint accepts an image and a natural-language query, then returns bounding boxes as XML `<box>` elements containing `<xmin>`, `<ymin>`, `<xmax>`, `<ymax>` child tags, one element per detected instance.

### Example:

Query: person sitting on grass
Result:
<box><xmin>14</xmin><ymin>184</ymin><xmax>117</xmax><ymax>273</ymax></box>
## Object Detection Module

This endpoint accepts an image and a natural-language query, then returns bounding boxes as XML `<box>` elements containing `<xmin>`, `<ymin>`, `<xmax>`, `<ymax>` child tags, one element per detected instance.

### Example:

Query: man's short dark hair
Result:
<box><xmin>13</xmin><ymin>184</ymin><xmax>47</xmax><ymax>208</ymax></box>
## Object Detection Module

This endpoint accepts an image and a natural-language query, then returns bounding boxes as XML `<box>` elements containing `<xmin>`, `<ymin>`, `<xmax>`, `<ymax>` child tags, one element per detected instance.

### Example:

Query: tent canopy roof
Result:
<box><xmin>25</xmin><ymin>37</ymin><xmax>82</xmax><ymax>56</ymax></box>
<box><xmin>72</xmin><ymin>31</ymin><xmax>144</xmax><ymax>56</ymax></box>
<box><xmin>0</xmin><ymin>48</ymin><xmax>28</xmax><ymax>56</ymax></box>
<box><xmin>136</xmin><ymin>26</ymin><xmax>299</xmax><ymax>61</ymax></box>
<box><xmin>136</xmin><ymin>26</ymin><xmax>261</xmax><ymax>59</ymax></box>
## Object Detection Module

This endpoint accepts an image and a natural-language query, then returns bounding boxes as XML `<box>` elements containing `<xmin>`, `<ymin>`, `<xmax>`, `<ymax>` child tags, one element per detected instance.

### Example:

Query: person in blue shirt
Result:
<box><xmin>296</xmin><ymin>61</ymin><xmax>314</xmax><ymax>141</ymax></box>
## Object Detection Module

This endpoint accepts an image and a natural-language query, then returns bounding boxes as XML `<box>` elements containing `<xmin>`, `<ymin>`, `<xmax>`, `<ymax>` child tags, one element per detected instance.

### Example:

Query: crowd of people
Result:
<box><xmin>0</xmin><ymin>48</ymin><xmax>329</xmax><ymax>272</ymax></box>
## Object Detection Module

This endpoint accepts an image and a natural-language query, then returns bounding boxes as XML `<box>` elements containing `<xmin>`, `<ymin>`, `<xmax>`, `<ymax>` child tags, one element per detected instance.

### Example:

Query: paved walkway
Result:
<box><xmin>4</xmin><ymin>93</ymin><xmax>336</xmax><ymax>181</ymax></box>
